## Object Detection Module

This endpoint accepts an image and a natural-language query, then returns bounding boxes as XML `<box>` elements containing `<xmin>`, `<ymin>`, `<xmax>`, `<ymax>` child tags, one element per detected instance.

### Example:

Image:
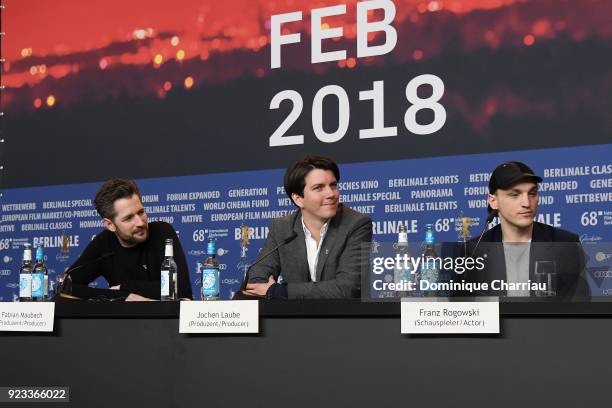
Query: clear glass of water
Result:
<box><xmin>535</xmin><ymin>260</ymin><xmax>557</xmax><ymax>297</ymax></box>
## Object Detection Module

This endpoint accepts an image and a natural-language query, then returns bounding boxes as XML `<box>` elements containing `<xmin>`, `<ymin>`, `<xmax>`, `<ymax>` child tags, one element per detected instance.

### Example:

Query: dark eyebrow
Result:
<box><xmin>122</xmin><ymin>214</ymin><xmax>134</xmax><ymax>222</ymax></box>
<box><xmin>122</xmin><ymin>207</ymin><xmax>145</xmax><ymax>221</ymax></box>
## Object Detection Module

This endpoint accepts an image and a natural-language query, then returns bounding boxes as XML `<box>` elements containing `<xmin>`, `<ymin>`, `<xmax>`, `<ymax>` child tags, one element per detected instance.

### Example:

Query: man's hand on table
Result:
<box><xmin>243</xmin><ymin>275</ymin><xmax>276</xmax><ymax>297</ymax></box>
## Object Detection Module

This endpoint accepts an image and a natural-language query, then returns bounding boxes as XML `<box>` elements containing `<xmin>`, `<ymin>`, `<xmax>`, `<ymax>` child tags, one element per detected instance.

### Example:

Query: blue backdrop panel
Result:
<box><xmin>1</xmin><ymin>143</ymin><xmax>611</xmax><ymax>301</ymax></box>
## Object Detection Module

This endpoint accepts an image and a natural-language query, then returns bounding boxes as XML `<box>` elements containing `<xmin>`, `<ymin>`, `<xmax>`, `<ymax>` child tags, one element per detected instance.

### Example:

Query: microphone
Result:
<box><xmin>57</xmin><ymin>252</ymin><xmax>114</xmax><ymax>299</ymax></box>
<box><xmin>238</xmin><ymin>232</ymin><xmax>298</xmax><ymax>292</ymax></box>
<box><xmin>444</xmin><ymin>210</ymin><xmax>495</xmax><ymax>298</ymax></box>
<box><xmin>485</xmin><ymin>209</ymin><xmax>498</xmax><ymax>225</ymax></box>
<box><xmin>470</xmin><ymin>210</ymin><xmax>497</xmax><ymax>258</ymax></box>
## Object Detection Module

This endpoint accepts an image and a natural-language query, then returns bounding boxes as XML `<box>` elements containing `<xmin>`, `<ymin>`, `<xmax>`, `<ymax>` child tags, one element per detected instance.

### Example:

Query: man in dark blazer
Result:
<box><xmin>465</xmin><ymin>161</ymin><xmax>589</xmax><ymax>299</ymax></box>
<box><xmin>244</xmin><ymin>156</ymin><xmax>372</xmax><ymax>299</ymax></box>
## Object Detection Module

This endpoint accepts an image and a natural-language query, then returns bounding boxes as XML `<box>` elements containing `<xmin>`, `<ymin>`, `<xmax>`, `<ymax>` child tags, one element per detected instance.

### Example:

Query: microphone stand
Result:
<box><xmin>470</xmin><ymin>211</ymin><xmax>497</xmax><ymax>258</ymax></box>
<box><xmin>56</xmin><ymin>252</ymin><xmax>114</xmax><ymax>300</ymax></box>
<box><xmin>233</xmin><ymin>233</ymin><xmax>298</xmax><ymax>299</ymax></box>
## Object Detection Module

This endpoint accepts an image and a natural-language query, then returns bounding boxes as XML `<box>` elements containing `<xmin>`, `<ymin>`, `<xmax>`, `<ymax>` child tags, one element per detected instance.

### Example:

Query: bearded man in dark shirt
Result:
<box><xmin>67</xmin><ymin>179</ymin><xmax>192</xmax><ymax>301</ymax></box>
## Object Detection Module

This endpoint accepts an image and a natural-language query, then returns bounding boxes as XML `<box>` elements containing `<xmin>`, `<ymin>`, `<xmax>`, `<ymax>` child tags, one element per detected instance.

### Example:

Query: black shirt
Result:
<box><xmin>68</xmin><ymin>221</ymin><xmax>192</xmax><ymax>299</ymax></box>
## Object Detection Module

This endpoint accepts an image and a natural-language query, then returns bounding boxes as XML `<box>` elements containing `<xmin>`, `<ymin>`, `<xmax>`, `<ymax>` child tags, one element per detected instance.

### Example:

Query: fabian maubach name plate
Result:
<box><xmin>179</xmin><ymin>300</ymin><xmax>258</xmax><ymax>333</ymax></box>
<box><xmin>401</xmin><ymin>298</ymin><xmax>499</xmax><ymax>334</ymax></box>
<box><xmin>0</xmin><ymin>302</ymin><xmax>55</xmax><ymax>332</ymax></box>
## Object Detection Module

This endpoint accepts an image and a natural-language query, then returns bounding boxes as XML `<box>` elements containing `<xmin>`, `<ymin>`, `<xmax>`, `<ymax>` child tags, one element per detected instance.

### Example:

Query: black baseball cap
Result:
<box><xmin>486</xmin><ymin>161</ymin><xmax>542</xmax><ymax>218</ymax></box>
<box><xmin>488</xmin><ymin>161</ymin><xmax>542</xmax><ymax>194</ymax></box>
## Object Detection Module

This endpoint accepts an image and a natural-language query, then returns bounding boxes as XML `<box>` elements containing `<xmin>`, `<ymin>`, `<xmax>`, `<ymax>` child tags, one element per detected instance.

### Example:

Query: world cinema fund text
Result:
<box><xmin>371</xmin><ymin>255</ymin><xmax>550</xmax><ymax>294</ymax></box>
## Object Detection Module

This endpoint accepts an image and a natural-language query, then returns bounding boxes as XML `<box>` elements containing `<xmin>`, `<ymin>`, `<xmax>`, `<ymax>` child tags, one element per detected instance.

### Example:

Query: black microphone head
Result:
<box><xmin>486</xmin><ymin>210</ymin><xmax>498</xmax><ymax>224</ymax></box>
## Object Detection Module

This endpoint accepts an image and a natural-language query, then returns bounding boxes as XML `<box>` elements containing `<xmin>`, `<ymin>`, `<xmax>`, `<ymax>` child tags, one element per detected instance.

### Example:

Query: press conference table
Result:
<box><xmin>51</xmin><ymin>297</ymin><xmax>612</xmax><ymax>317</ymax></box>
<box><xmin>3</xmin><ymin>299</ymin><xmax>612</xmax><ymax>408</ymax></box>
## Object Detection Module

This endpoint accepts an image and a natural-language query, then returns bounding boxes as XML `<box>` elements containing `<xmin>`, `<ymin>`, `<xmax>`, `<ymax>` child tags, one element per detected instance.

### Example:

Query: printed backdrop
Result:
<box><xmin>1</xmin><ymin>0</ymin><xmax>611</xmax><ymax>300</ymax></box>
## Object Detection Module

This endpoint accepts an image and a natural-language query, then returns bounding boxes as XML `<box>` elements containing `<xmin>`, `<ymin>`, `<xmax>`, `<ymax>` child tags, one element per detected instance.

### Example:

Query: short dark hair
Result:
<box><xmin>284</xmin><ymin>155</ymin><xmax>340</xmax><ymax>205</ymax></box>
<box><xmin>94</xmin><ymin>179</ymin><xmax>141</xmax><ymax>219</ymax></box>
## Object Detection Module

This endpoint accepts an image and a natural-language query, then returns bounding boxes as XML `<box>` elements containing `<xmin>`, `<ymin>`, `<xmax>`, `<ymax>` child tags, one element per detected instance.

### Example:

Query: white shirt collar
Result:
<box><xmin>301</xmin><ymin>218</ymin><xmax>329</xmax><ymax>241</ymax></box>
<box><xmin>301</xmin><ymin>218</ymin><xmax>329</xmax><ymax>282</ymax></box>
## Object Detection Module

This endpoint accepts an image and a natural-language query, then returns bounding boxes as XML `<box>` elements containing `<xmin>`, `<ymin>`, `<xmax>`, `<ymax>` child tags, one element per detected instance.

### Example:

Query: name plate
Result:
<box><xmin>401</xmin><ymin>298</ymin><xmax>499</xmax><ymax>334</ymax></box>
<box><xmin>179</xmin><ymin>300</ymin><xmax>258</xmax><ymax>333</ymax></box>
<box><xmin>0</xmin><ymin>302</ymin><xmax>55</xmax><ymax>332</ymax></box>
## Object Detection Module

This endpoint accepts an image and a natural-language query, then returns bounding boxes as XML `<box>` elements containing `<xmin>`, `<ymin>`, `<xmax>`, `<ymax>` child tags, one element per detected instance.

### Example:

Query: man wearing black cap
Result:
<box><xmin>486</xmin><ymin>161</ymin><xmax>545</xmax><ymax>243</ymax></box>
<box><xmin>466</xmin><ymin>161</ymin><xmax>589</xmax><ymax>298</ymax></box>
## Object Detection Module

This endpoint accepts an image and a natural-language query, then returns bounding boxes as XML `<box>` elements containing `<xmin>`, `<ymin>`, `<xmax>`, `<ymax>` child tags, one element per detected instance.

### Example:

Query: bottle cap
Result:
<box><xmin>23</xmin><ymin>245</ymin><xmax>32</xmax><ymax>261</ymax></box>
<box><xmin>425</xmin><ymin>226</ymin><xmax>435</xmax><ymax>245</ymax></box>
<box><xmin>164</xmin><ymin>238</ymin><xmax>174</xmax><ymax>257</ymax></box>
<box><xmin>36</xmin><ymin>245</ymin><xmax>44</xmax><ymax>261</ymax></box>
<box><xmin>206</xmin><ymin>238</ymin><xmax>216</xmax><ymax>255</ymax></box>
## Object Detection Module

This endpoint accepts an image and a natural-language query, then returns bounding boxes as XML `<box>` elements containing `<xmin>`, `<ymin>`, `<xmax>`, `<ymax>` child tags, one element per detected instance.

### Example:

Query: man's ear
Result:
<box><xmin>103</xmin><ymin>218</ymin><xmax>116</xmax><ymax>232</ymax></box>
<box><xmin>292</xmin><ymin>193</ymin><xmax>303</xmax><ymax>209</ymax></box>
<box><xmin>487</xmin><ymin>193</ymin><xmax>498</xmax><ymax>211</ymax></box>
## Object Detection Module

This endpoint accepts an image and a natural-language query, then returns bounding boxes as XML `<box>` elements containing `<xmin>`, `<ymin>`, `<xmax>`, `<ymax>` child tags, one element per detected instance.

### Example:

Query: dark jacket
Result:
<box><xmin>248</xmin><ymin>205</ymin><xmax>372</xmax><ymax>299</ymax></box>
<box><xmin>461</xmin><ymin>222</ymin><xmax>589</xmax><ymax>298</ymax></box>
